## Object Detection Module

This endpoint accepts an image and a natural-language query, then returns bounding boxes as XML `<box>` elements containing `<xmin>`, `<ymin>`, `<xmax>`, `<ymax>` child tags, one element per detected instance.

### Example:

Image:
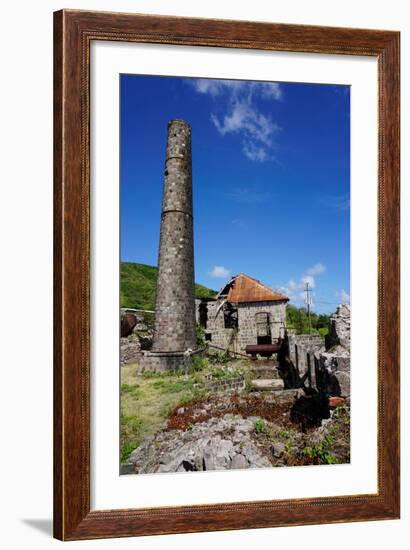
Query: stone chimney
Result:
<box><xmin>141</xmin><ymin>120</ymin><xmax>198</xmax><ymax>371</ymax></box>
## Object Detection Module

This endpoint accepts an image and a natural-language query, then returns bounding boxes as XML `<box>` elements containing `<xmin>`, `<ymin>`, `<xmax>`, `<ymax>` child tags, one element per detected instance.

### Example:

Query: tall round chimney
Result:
<box><xmin>148</xmin><ymin>120</ymin><xmax>197</xmax><ymax>366</ymax></box>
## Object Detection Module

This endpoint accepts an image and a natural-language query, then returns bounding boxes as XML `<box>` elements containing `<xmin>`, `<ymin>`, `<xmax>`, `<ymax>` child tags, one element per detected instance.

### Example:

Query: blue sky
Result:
<box><xmin>120</xmin><ymin>75</ymin><xmax>350</xmax><ymax>314</ymax></box>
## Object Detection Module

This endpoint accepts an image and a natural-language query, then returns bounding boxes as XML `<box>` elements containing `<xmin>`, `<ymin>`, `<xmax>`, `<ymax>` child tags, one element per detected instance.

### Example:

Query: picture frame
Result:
<box><xmin>53</xmin><ymin>9</ymin><xmax>400</xmax><ymax>540</ymax></box>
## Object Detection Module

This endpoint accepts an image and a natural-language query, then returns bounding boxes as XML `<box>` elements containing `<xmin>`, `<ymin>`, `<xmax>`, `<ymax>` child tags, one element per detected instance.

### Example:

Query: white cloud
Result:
<box><xmin>259</xmin><ymin>82</ymin><xmax>282</xmax><ymax>100</ymax></box>
<box><xmin>211</xmin><ymin>101</ymin><xmax>279</xmax><ymax>147</ymax></box>
<box><xmin>279</xmin><ymin>265</ymin><xmax>350</xmax><ymax>310</ymax></box>
<box><xmin>337</xmin><ymin>289</ymin><xmax>350</xmax><ymax>304</ymax></box>
<box><xmin>210</xmin><ymin>265</ymin><xmax>231</xmax><ymax>278</ymax></box>
<box><xmin>243</xmin><ymin>142</ymin><xmax>268</xmax><ymax>162</ymax></box>
<box><xmin>306</xmin><ymin>263</ymin><xmax>326</xmax><ymax>276</ymax></box>
<box><xmin>188</xmin><ymin>78</ymin><xmax>282</xmax><ymax>162</ymax></box>
<box><xmin>301</xmin><ymin>275</ymin><xmax>316</xmax><ymax>288</ymax></box>
<box><xmin>287</xmin><ymin>279</ymin><xmax>298</xmax><ymax>291</ymax></box>
<box><xmin>191</xmin><ymin>79</ymin><xmax>245</xmax><ymax>97</ymax></box>
<box><xmin>280</xmin><ymin>264</ymin><xmax>327</xmax><ymax>300</ymax></box>
<box><xmin>190</xmin><ymin>79</ymin><xmax>282</xmax><ymax>101</ymax></box>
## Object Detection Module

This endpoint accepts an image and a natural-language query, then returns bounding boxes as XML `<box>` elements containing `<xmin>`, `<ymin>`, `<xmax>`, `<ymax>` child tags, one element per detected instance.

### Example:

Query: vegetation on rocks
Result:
<box><xmin>120</xmin><ymin>354</ymin><xmax>350</xmax><ymax>468</ymax></box>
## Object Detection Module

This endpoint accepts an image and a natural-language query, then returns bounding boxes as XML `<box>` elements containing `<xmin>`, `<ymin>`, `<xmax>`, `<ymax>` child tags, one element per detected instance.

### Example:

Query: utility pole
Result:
<box><xmin>304</xmin><ymin>282</ymin><xmax>312</xmax><ymax>334</ymax></box>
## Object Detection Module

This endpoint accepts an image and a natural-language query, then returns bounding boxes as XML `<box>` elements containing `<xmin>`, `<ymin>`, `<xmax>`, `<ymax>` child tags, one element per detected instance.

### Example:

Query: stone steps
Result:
<box><xmin>249</xmin><ymin>366</ymin><xmax>281</xmax><ymax>380</ymax></box>
<box><xmin>249</xmin><ymin>364</ymin><xmax>284</xmax><ymax>392</ymax></box>
<box><xmin>249</xmin><ymin>378</ymin><xmax>285</xmax><ymax>391</ymax></box>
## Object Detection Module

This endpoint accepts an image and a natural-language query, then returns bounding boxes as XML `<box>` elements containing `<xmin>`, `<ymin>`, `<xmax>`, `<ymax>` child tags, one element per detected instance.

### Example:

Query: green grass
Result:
<box><xmin>273</xmin><ymin>427</ymin><xmax>293</xmax><ymax>440</ymax></box>
<box><xmin>120</xmin><ymin>414</ymin><xmax>144</xmax><ymax>462</ymax></box>
<box><xmin>121</xmin><ymin>383</ymin><xmax>142</xmax><ymax>399</ymax></box>
<box><xmin>120</xmin><ymin>358</ymin><xmax>252</xmax><ymax>463</ymax></box>
<box><xmin>121</xmin><ymin>261</ymin><xmax>217</xmax><ymax>310</ymax></box>
<box><xmin>120</xmin><ymin>364</ymin><xmax>207</xmax><ymax>462</ymax></box>
<box><xmin>152</xmin><ymin>378</ymin><xmax>195</xmax><ymax>393</ymax></box>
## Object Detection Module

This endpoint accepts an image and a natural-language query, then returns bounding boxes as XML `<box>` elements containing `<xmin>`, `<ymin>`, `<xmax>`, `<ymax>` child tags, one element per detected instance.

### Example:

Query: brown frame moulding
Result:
<box><xmin>53</xmin><ymin>9</ymin><xmax>400</xmax><ymax>541</ymax></box>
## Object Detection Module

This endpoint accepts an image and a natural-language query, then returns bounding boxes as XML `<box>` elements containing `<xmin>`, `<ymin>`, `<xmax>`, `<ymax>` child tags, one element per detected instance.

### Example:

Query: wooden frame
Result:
<box><xmin>54</xmin><ymin>9</ymin><xmax>400</xmax><ymax>541</ymax></box>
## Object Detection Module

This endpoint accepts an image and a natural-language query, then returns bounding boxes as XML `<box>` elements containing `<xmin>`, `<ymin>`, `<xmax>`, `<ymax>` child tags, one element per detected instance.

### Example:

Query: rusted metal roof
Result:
<box><xmin>220</xmin><ymin>273</ymin><xmax>289</xmax><ymax>304</ymax></box>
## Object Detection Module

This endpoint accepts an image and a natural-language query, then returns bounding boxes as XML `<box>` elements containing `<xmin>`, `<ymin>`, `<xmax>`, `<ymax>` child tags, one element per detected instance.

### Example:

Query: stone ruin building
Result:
<box><xmin>196</xmin><ymin>273</ymin><xmax>289</xmax><ymax>355</ymax></box>
<box><xmin>140</xmin><ymin>119</ymin><xmax>199</xmax><ymax>372</ymax></box>
<box><xmin>285</xmin><ymin>304</ymin><xmax>351</xmax><ymax>397</ymax></box>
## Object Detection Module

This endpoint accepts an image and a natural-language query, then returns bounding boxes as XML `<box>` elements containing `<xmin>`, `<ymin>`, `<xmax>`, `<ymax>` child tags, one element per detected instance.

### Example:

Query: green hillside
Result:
<box><xmin>121</xmin><ymin>262</ymin><xmax>217</xmax><ymax>310</ymax></box>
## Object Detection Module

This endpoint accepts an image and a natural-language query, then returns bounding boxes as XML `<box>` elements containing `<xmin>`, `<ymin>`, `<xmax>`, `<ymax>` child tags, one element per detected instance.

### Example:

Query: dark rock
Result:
<box><xmin>121</xmin><ymin>313</ymin><xmax>138</xmax><ymax>337</ymax></box>
<box><xmin>180</xmin><ymin>459</ymin><xmax>197</xmax><ymax>472</ymax></box>
<box><xmin>290</xmin><ymin>393</ymin><xmax>330</xmax><ymax>431</ymax></box>
<box><xmin>139</xmin><ymin>336</ymin><xmax>153</xmax><ymax>351</ymax></box>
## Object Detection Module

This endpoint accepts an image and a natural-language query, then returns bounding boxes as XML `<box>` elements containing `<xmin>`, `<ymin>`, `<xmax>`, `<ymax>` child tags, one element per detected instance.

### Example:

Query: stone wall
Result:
<box><xmin>326</xmin><ymin>303</ymin><xmax>351</xmax><ymax>349</ymax></box>
<box><xmin>205</xmin><ymin>376</ymin><xmax>245</xmax><ymax>394</ymax></box>
<box><xmin>195</xmin><ymin>299</ymin><xmax>201</xmax><ymax>324</ymax></box>
<box><xmin>285</xmin><ymin>305</ymin><xmax>351</xmax><ymax>397</ymax></box>
<box><xmin>197</xmin><ymin>299</ymin><xmax>286</xmax><ymax>354</ymax></box>
<box><xmin>237</xmin><ymin>301</ymin><xmax>286</xmax><ymax>350</ymax></box>
<box><xmin>120</xmin><ymin>337</ymin><xmax>142</xmax><ymax>365</ymax></box>
<box><xmin>139</xmin><ymin>352</ymin><xmax>194</xmax><ymax>373</ymax></box>
<box><xmin>316</xmin><ymin>305</ymin><xmax>351</xmax><ymax>397</ymax></box>
<box><xmin>315</xmin><ymin>350</ymin><xmax>350</xmax><ymax>397</ymax></box>
<box><xmin>286</xmin><ymin>333</ymin><xmax>325</xmax><ymax>389</ymax></box>
<box><xmin>205</xmin><ymin>300</ymin><xmax>233</xmax><ymax>350</ymax></box>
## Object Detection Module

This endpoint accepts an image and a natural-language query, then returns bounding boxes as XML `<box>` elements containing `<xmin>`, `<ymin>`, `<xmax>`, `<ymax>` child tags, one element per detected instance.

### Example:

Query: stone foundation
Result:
<box><xmin>205</xmin><ymin>376</ymin><xmax>245</xmax><ymax>394</ymax></box>
<box><xmin>139</xmin><ymin>349</ymin><xmax>202</xmax><ymax>372</ymax></box>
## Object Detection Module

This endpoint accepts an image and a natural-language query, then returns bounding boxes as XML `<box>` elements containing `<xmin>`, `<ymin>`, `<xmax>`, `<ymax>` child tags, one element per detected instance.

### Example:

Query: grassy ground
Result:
<box><xmin>120</xmin><ymin>358</ymin><xmax>350</xmax><ymax>466</ymax></box>
<box><xmin>121</xmin><ymin>366</ymin><xmax>198</xmax><ymax>461</ymax></box>
<box><xmin>120</xmin><ymin>358</ymin><xmax>251</xmax><ymax>462</ymax></box>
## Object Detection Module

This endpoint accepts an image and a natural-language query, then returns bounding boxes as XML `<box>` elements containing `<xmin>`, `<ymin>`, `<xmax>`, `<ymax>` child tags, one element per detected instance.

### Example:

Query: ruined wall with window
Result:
<box><xmin>196</xmin><ymin>298</ymin><xmax>287</xmax><ymax>354</ymax></box>
<box><xmin>196</xmin><ymin>299</ymin><xmax>237</xmax><ymax>351</ymax></box>
<box><xmin>236</xmin><ymin>301</ymin><xmax>286</xmax><ymax>351</ymax></box>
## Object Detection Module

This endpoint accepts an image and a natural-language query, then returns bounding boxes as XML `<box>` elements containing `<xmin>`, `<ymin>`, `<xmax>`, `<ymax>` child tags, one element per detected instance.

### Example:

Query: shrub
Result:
<box><xmin>254</xmin><ymin>418</ymin><xmax>267</xmax><ymax>433</ymax></box>
<box><xmin>209</xmin><ymin>350</ymin><xmax>231</xmax><ymax>364</ymax></box>
<box><xmin>303</xmin><ymin>435</ymin><xmax>338</xmax><ymax>464</ymax></box>
<box><xmin>191</xmin><ymin>355</ymin><xmax>209</xmax><ymax>372</ymax></box>
<box><xmin>196</xmin><ymin>324</ymin><xmax>206</xmax><ymax>348</ymax></box>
